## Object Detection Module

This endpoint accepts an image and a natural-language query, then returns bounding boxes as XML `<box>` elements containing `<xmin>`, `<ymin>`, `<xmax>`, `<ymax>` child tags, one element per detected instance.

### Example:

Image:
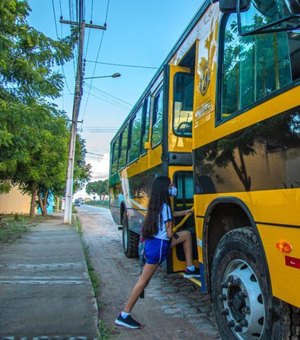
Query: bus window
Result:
<box><xmin>220</xmin><ymin>14</ymin><xmax>300</xmax><ymax>120</ymax></box>
<box><xmin>111</xmin><ymin>137</ymin><xmax>120</xmax><ymax>173</ymax></box>
<box><xmin>141</xmin><ymin>96</ymin><xmax>151</xmax><ymax>154</ymax></box>
<box><xmin>128</xmin><ymin>107</ymin><xmax>142</xmax><ymax>163</ymax></box>
<box><xmin>119</xmin><ymin>125</ymin><xmax>129</xmax><ymax>169</ymax></box>
<box><xmin>174</xmin><ymin>172</ymin><xmax>194</xmax><ymax>211</ymax></box>
<box><xmin>173</xmin><ymin>73</ymin><xmax>194</xmax><ymax>137</ymax></box>
<box><xmin>152</xmin><ymin>89</ymin><xmax>164</xmax><ymax>147</ymax></box>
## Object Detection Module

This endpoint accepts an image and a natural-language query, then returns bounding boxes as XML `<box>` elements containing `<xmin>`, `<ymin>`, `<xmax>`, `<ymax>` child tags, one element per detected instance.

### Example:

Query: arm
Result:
<box><xmin>166</xmin><ymin>220</ymin><xmax>174</xmax><ymax>239</ymax></box>
<box><xmin>173</xmin><ymin>209</ymin><xmax>193</xmax><ymax>217</ymax></box>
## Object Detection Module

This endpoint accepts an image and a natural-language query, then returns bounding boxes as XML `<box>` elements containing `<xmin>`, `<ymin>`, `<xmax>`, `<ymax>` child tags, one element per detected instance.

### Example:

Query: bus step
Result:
<box><xmin>179</xmin><ymin>272</ymin><xmax>201</xmax><ymax>287</ymax></box>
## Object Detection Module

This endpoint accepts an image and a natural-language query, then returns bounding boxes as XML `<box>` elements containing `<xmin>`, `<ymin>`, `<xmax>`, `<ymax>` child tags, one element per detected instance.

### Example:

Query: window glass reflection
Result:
<box><xmin>220</xmin><ymin>14</ymin><xmax>300</xmax><ymax>120</ymax></box>
<box><xmin>152</xmin><ymin>89</ymin><xmax>164</xmax><ymax>147</ymax></box>
<box><xmin>128</xmin><ymin>107</ymin><xmax>142</xmax><ymax>163</ymax></box>
<box><xmin>173</xmin><ymin>73</ymin><xmax>194</xmax><ymax>137</ymax></box>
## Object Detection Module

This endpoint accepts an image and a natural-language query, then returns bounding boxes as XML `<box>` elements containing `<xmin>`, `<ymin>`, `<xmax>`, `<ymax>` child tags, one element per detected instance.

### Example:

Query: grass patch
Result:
<box><xmin>98</xmin><ymin>320</ymin><xmax>115</xmax><ymax>340</ymax></box>
<box><xmin>74</xmin><ymin>216</ymin><xmax>114</xmax><ymax>338</ymax></box>
<box><xmin>0</xmin><ymin>215</ymin><xmax>38</xmax><ymax>243</ymax></box>
<box><xmin>74</xmin><ymin>216</ymin><xmax>100</xmax><ymax>294</ymax></box>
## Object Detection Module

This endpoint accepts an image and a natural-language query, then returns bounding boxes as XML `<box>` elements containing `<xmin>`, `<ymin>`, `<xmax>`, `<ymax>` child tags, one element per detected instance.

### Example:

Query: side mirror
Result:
<box><xmin>285</xmin><ymin>0</ymin><xmax>300</xmax><ymax>14</ymax></box>
<box><xmin>144</xmin><ymin>141</ymin><xmax>151</xmax><ymax>150</ymax></box>
<box><xmin>219</xmin><ymin>0</ymin><xmax>250</xmax><ymax>13</ymax></box>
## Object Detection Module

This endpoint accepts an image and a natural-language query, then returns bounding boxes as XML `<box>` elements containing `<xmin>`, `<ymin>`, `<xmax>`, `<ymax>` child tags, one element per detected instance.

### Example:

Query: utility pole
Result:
<box><xmin>61</xmin><ymin>1</ymin><xmax>106</xmax><ymax>224</ymax></box>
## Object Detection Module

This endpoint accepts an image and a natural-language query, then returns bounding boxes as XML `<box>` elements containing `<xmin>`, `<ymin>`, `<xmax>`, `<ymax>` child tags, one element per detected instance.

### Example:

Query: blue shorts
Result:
<box><xmin>144</xmin><ymin>238</ymin><xmax>171</xmax><ymax>265</ymax></box>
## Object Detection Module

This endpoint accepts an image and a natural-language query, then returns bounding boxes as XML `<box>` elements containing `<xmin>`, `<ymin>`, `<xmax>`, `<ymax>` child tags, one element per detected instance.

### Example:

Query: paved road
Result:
<box><xmin>78</xmin><ymin>204</ymin><xmax>220</xmax><ymax>339</ymax></box>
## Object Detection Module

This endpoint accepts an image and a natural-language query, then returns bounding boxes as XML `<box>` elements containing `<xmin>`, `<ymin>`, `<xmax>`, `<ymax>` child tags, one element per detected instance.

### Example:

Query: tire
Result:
<box><xmin>122</xmin><ymin>213</ymin><xmax>139</xmax><ymax>258</ymax></box>
<box><xmin>211</xmin><ymin>227</ymin><xmax>290</xmax><ymax>340</ymax></box>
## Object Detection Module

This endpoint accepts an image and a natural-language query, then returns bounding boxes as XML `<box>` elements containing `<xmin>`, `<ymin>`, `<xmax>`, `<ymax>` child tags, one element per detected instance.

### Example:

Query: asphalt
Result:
<box><xmin>0</xmin><ymin>213</ymin><xmax>99</xmax><ymax>339</ymax></box>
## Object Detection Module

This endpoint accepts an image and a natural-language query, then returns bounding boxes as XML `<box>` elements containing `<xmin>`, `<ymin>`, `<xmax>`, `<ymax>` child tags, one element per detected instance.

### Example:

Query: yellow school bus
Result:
<box><xmin>109</xmin><ymin>69</ymin><xmax>194</xmax><ymax>263</ymax></box>
<box><xmin>109</xmin><ymin>0</ymin><xmax>300</xmax><ymax>338</ymax></box>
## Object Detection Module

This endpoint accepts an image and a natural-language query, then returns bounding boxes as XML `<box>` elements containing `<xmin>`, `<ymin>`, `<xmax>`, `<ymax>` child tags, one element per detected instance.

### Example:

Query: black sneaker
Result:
<box><xmin>115</xmin><ymin>314</ymin><xmax>141</xmax><ymax>329</ymax></box>
<box><xmin>183</xmin><ymin>267</ymin><xmax>200</xmax><ymax>278</ymax></box>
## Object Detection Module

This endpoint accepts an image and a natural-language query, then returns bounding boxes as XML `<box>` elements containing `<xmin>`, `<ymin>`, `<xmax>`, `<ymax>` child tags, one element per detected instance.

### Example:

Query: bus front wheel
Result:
<box><xmin>211</xmin><ymin>227</ymin><xmax>290</xmax><ymax>339</ymax></box>
<box><xmin>122</xmin><ymin>214</ymin><xmax>139</xmax><ymax>258</ymax></box>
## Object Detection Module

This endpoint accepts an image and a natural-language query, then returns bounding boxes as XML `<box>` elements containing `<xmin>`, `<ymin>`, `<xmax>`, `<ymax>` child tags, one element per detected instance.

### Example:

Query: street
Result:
<box><xmin>78</xmin><ymin>204</ymin><xmax>220</xmax><ymax>339</ymax></box>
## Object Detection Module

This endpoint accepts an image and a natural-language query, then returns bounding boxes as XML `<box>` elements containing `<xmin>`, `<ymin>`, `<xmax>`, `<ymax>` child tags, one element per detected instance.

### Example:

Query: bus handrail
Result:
<box><xmin>172</xmin><ymin>206</ymin><xmax>194</xmax><ymax>233</ymax></box>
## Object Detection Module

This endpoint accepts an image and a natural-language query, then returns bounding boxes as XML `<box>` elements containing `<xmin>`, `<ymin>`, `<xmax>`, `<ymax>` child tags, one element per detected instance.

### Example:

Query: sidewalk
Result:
<box><xmin>0</xmin><ymin>213</ymin><xmax>99</xmax><ymax>339</ymax></box>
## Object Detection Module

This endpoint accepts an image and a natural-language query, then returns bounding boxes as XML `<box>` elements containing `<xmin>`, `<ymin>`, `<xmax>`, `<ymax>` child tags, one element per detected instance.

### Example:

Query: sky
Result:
<box><xmin>27</xmin><ymin>0</ymin><xmax>203</xmax><ymax>192</ymax></box>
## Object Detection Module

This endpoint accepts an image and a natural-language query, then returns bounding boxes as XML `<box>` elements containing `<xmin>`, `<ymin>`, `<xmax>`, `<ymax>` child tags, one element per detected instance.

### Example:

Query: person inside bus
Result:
<box><xmin>115</xmin><ymin>175</ymin><xmax>197</xmax><ymax>329</ymax></box>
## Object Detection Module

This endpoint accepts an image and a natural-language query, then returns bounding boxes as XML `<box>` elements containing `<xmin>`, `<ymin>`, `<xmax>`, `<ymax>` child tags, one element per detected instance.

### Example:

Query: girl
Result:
<box><xmin>115</xmin><ymin>176</ymin><xmax>197</xmax><ymax>329</ymax></box>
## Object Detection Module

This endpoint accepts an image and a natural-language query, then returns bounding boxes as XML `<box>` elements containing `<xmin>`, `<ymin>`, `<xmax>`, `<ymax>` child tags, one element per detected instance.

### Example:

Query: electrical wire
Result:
<box><xmin>85</xmin><ymin>60</ymin><xmax>158</xmax><ymax>70</ymax></box>
<box><xmin>58</xmin><ymin>0</ymin><xmax>63</xmax><ymax>17</ymax></box>
<box><xmin>51</xmin><ymin>0</ymin><xmax>72</xmax><ymax>103</ymax></box>
<box><xmin>81</xmin><ymin>0</ymin><xmax>111</xmax><ymax>121</ymax></box>
<box><xmin>104</xmin><ymin>0</ymin><xmax>110</xmax><ymax>25</ymax></box>
<box><xmin>69</xmin><ymin>0</ymin><xmax>77</xmax><ymax>76</ymax></box>
<box><xmin>87</xmin><ymin>91</ymin><xmax>130</xmax><ymax>111</ymax></box>
<box><xmin>84</xmin><ymin>82</ymin><xmax>132</xmax><ymax>106</ymax></box>
<box><xmin>84</xmin><ymin>0</ymin><xmax>95</xmax><ymax>60</ymax></box>
<box><xmin>84</xmin><ymin>127</ymin><xmax>117</xmax><ymax>133</ymax></box>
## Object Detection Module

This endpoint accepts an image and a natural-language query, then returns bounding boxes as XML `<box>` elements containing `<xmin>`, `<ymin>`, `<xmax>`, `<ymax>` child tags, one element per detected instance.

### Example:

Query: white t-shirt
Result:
<box><xmin>154</xmin><ymin>203</ymin><xmax>173</xmax><ymax>241</ymax></box>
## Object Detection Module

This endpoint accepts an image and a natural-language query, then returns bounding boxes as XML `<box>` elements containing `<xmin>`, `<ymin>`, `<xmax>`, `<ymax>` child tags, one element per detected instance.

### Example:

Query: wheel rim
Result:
<box><xmin>123</xmin><ymin>221</ymin><xmax>128</xmax><ymax>252</ymax></box>
<box><xmin>219</xmin><ymin>259</ymin><xmax>265</xmax><ymax>339</ymax></box>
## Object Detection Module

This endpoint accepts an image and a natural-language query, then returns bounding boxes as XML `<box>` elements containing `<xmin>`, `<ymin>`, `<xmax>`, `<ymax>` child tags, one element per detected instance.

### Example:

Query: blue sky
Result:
<box><xmin>28</xmin><ymin>0</ymin><xmax>202</xmax><ymax>183</ymax></box>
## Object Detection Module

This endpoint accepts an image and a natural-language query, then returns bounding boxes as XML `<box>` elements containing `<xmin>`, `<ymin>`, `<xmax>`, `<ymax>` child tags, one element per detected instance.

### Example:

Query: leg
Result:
<box><xmin>171</xmin><ymin>230</ymin><xmax>193</xmax><ymax>267</ymax></box>
<box><xmin>124</xmin><ymin>263</ymin><xmax>158</xmax><ymax>313</ymax></box>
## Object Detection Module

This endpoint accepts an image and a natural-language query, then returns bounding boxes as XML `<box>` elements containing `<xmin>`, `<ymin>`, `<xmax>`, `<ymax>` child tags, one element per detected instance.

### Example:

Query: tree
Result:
<box><xmin>86</xmin><ymin>179</ymin><xmax>108</xmax><ymax>201</ymax></box>
<box><xmin>0</xmin><ymin>0</ymin><xmax>89</xmax><ymax>216</ymax></box>
<box><xmin>0</xmin><ymin>0</ymin><xmax>75</xmax><ymax>103</ymax></box>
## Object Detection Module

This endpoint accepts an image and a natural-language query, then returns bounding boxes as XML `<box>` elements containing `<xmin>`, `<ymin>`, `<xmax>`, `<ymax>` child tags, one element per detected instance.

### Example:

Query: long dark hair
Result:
<box><xmin>142</xmin><ymin>176</ymin><xmax>171</xmax><ymax>239</ymax></box>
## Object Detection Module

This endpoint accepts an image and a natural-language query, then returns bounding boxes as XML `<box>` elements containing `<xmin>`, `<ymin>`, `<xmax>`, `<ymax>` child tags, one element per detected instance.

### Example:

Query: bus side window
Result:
<box><xmin>141</xmin><ymin>96</ymin><xmax>151</xmax><ymax>154</ymax></box>
<box><xmin>111</xmin><ymin>137</ymin><xmax>120</xmax><ymax>173</ymax></box>
<box><xmin>119</xmin><ymin>125</ymin><xmax>129</xmax><ymax>169</ymax></box>
<box><xmin>128</xmin><ymin>107</ymin><xmax>142</xmax><ymax>163</ymax></box>
<box><xmin>152</xmin><ymin>88</ymin><xmax>164</xmax><ymax>147</ymax></box>
<box><xmin>220</xmin><ymin>14</ymin><xmax>296</xmax><ymax>121</ymax></box>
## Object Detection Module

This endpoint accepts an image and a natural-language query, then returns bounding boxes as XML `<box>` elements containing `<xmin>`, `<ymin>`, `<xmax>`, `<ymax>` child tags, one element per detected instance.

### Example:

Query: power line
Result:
<box><xmin>81</xmin><ymin>30</ymin><xmax>105</xmax><ymax>119</ymax></box>
<box><xmin>90</xmin><ymin>0</ymin><xmax>94</xmax><ymax>22</ymax></box>
<box><xmin>83</xmin><ymin>0</ymin><xmax>94</xmax><ymax>59</ymax></box>
<box><xmin>51</xmin><ymin>0</ymin><xmax>72</xmax><ymax>98</ymax></box>
<box><xmin>86</xmin><ymin>90</ymin><xmax>129</xmax><ymax>111</ymax></box>
<box><xmin>85</xmin><ymin>60</ymin><xmax>158</xmax><ymax>70</ymax></box>
<box><xmin>86</xmin><ymin>151</ymin><xmax>105</xmax><ymax>159</ymax></box>
<box><xmin>104</xmin><ymin>0</ymin><xmax>110</xmax><ymax>25</ymax></box>
<box><xmin>58</xmin><ymin>0</ymin><xmax>63</xmax><ymax>16</ymax></box>
<box><xmin>85</xmin><ymin>82</ymin><xmax>132</xmax><ymax>106</ymax></box>
<box><xmin>83</xmin><ymin>127</ymin><xmax>118</xmax><ymax>132</ymax></box>
<box><xmin>81</xmin><ymin>0</ymin><xmax>111</xmax><ymax>120</ymax></box>
<box><xmin>69</xmin><ymin>0</ymin><xmax>77</xmax><ymax>75</ymax></box>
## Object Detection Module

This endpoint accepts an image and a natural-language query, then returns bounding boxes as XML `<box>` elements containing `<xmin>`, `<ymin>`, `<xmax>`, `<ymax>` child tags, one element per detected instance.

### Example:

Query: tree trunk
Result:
<box><xmin>30</xmin><ymin>185</ymin><xmax>37</xmax><ymax>218</ymax></box>
<box><xmin>38</xmin><ymin>190</ymin><xmax>48</xmax><ymax>216</ymax></box>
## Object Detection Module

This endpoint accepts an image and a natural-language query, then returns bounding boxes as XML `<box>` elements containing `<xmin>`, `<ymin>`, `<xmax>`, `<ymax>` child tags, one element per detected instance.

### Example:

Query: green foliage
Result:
<box><xmin>0</xmin><ymin>1</ymin><xmax>89</xmax><ymax>216</ymax></box>
<box><xmin>0</xmin><ymin>215</ymin><xmax>33</xmax><ymax>243</ymax></box>
<box><xmin>86</xmin><ymin>179</ymin><xmax>108</xmax><ymax>199</ymax></box>
<box><xmin>73</xmin><ymin>136</ymin><xmax>92</xmax><ymax>193</ymax></box>
<box><xmin>0</xmin><ymin>0</ymin><xmax>75</xmax><ymax>102</ymax></box>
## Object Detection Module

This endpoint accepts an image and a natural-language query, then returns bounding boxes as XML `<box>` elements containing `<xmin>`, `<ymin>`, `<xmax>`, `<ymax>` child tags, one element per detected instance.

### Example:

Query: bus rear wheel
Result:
<box><xmin>211</xmin><ymin>227</ymin><xmax>290</xmax><ymax>339</ymax></box>
<box><xmin>122</xmin><ymin>213</ymin><xmax>139</xmax><ymax>258</ymax></box>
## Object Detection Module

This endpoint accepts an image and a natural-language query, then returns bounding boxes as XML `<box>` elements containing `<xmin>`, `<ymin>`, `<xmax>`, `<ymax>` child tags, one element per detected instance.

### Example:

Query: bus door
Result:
<box><xmin>167</xmin><ymin>171</ymin><xmax>199</xmax><ymax>274</ymax></box>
